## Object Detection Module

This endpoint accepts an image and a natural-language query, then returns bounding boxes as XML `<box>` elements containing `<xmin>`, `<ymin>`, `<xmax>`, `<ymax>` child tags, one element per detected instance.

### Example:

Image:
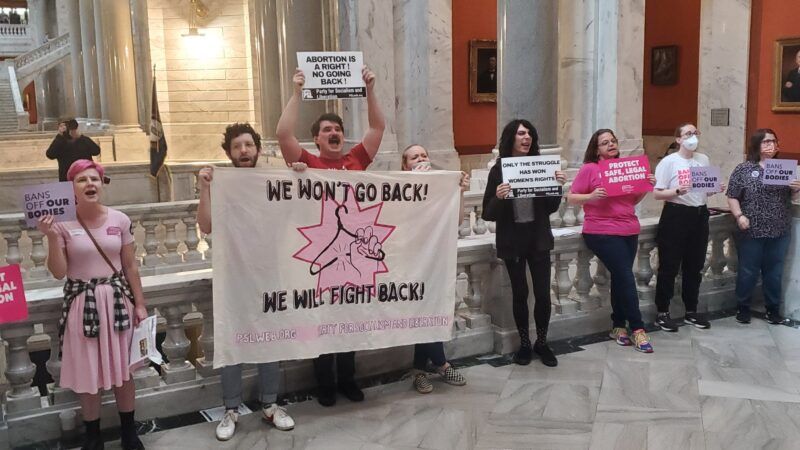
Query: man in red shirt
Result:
<box><xmin>276</xmin><ymin>65</ymin><xmax>385</xmax><ymax>407</ymax></box>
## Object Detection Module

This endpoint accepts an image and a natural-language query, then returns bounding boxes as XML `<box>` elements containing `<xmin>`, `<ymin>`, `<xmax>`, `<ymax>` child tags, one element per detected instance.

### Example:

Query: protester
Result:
<box><xmin>567</xmin><ymin>129</ymin><xmax>657</xmax><ymax>353</ymax></box>
<box><xmin>481</xmin><ymin>120</ymin><xmax>566</xmax><ymax>366</ymax></box>
<box><xmin>38</xmin><ymin>160</ymin><xmax>147</xmax><ymax>450</ymax></box>
<box><xmin>726</xmin><ymin>128</ymin><xmax>800</xmax><ymax>325</ymax></box>
<box><xmin>400</xmin><ymin>144</ymin><xmax>469</xmax><ymax>393</ymax></box>
<box><xmin>46</xmin><ymin>118</ymin><xmax>101</xmax><ymax>182</ymax></box>
<box><xmin>276</xmin><ymin>65</ymin><xmax>385</xmax><ymax>406</ymax></box>
<box><xmin>652</xmin><ymin>123</ymin><xmax>724</xmax><ymax>332</ymax></box>
<box><xmin>197</xmin><ymin>123</ymin><xmax>295</xmax><ymax>441</ymax></box>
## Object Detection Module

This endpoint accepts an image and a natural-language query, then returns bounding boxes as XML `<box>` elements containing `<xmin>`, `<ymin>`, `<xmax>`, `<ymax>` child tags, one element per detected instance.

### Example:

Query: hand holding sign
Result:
<box><xmin>362</xmin><ymin>66</ymin><xmax>375</xmax><ymax>91</ymax></box>
<box><xmin>292</xmin><ymin>68</ymin><xmax>305</xmax><ymax>95</ymax></box>
<box><xmin>35</xmin><ymin>214</ymin><xmax>58</xmax><ymax>238</ymax></box>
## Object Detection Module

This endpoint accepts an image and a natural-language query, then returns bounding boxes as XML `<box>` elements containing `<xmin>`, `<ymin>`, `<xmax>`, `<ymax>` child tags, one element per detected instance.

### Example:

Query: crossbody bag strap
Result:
<box><xmin>77</xmin><ymin>214</ymin><xmax>120</xmax><ymax>275</ymax></box>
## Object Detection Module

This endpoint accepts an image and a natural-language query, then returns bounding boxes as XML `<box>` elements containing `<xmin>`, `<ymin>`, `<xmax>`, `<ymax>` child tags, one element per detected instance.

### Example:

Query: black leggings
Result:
<box><xmin>503</xmin><ymin>251</ymin><xmax>552</xmax><ymax>347</ymax></box>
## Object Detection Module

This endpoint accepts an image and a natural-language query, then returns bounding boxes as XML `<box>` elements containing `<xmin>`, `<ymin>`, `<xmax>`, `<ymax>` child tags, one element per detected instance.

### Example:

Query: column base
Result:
<box><xmin>48</xmin><ymin>385</ymin><xmax>76</xmax><ymax>405</ymax></box>
<box><xmin>132</xmin><ymin>366</ymin><xmax>161</xmax><ymax>390</ymax></box>
<box><xmin>162</xmin><ymin>363</ymin><xmax>196</xmax><ymax>384</ymax></box>
<box><xmin>195</xmin><ymin>357</ymin><xmax>220</xmax><ymax>378</ymax></box>
<box><xmin>4</xmin><ymin>388</ymin><xmax>41</xmax><ymax>414</ymax></box>
<box><xmin>459</xmin><ymin>311</ymin><xmax>491</xmax><ymax>329</ymax></box>
<box><xmin>553</xmin><ymin>298</ymin><xmax>580</xmax><ymax>314</ymax></box>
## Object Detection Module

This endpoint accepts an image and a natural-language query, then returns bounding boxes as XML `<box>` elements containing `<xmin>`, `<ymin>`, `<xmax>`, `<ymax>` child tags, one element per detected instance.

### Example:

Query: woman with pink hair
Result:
<box><xmin>37</xmin><ymin>160</ymin><xmax>148</xmax><ymax>450</ymax></box>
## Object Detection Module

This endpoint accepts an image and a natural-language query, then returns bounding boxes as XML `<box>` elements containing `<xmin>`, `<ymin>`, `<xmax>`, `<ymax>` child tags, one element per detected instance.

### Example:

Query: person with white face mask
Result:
<box><xmin>652</xmin><ymin>123</ymin><xmax>724</xmax><ymax>332</ymax></box>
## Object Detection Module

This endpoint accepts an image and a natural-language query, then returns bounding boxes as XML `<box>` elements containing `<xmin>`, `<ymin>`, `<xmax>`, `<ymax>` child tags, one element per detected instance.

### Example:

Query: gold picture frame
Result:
<box><xmin>469</xmin><ymin>39</ymin><xmax>497</xmax><ymax>103</ymax></box>
<box><xmin>772</xmin><ymin>37</ymin><xmax>800</xmax><ymax>112</ymax></box>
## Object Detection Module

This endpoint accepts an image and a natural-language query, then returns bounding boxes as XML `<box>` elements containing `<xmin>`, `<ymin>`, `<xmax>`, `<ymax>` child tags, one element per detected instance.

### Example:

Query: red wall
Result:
<box><xmin>452</xmin><ymin>0</ymin><xmax>496</xmax><ymax>155</ymax></box>
<box><xmin>642</xmin><ymin>0</ymin><xmax>700</xmax><ymax>136</ymax></box>
<box><xmin>747</xmin><ymin>0</ymin><xmax>800</xmax><ymax>157</ymax></box>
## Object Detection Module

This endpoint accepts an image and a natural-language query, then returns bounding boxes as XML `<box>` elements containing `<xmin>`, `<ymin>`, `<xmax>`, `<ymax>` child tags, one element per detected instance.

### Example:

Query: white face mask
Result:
<box><xmin>683</xmin><ymin>135</ymin><xmax>699</xmax><ymax>151</ymax></box>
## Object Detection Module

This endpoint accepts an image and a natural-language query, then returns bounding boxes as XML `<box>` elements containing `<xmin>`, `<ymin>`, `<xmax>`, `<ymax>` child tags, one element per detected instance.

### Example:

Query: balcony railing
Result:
<box><xmin>0</xmin><ymin>24</ymin><xmax>27</xmax><ymax>37</ymax></box>
<box><xmin>0</xmin><ymin>193</ymin><xmax>741</xmax><ymax>447</ymax></box>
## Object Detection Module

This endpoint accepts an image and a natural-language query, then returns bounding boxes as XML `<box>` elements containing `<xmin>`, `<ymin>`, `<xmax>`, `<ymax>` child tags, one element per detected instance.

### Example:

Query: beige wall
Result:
<box><xmin>148</xmin><ymin>0</ymin><xmax>258</xmax><ymax>161</ymax></box>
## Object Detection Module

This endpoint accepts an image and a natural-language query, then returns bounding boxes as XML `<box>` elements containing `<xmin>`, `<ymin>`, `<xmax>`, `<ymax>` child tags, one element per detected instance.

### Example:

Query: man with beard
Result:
<box><xmin>275</xmin><ymin>65</ymin><xmax>385</xmax><ymax>406</ymax></box>
<box><xmin>196</xmin><ymin>123</ymin><xmax>296</xmax><ymax>441</ymax></box>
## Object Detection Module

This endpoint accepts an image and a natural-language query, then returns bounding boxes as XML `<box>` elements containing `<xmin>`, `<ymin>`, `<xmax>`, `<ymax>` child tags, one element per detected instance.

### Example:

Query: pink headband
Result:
<box><xmin>66</xmin><ymin>159</ymin><xmax>105</xmax><ymax>182</ymax></box>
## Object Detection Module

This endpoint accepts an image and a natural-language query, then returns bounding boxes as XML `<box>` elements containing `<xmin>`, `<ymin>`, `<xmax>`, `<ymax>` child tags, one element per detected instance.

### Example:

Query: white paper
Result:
<box><xmin>129</xmin><ymin>315</ymin><xmax>163</xmax><ymax>368</ymax></box>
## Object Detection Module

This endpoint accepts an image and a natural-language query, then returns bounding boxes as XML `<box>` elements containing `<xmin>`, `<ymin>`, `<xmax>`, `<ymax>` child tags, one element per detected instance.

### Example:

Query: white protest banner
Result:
<box><xmin>297</xmin><ymin>51</ymin><xmax>365</xmax><ymax>100</ymax></box>
<box><xmin>690</xmin><ymin>166</ymin><xmax>721</xmax><ymax>193</ymax></box>
<box><xmin>211</xmin><ymin>167</ymin><xmax>460</xmax><ymax>366</ymax></box>
<box><xmin>500</xmin><ymin>155</ymin><xmax>562</xmax><ymax>198</ymax></box>
<box><xmin>762</xmin><ymin>159</ymin><xmax>797</xmax><ymax>186</ymax></box>
<box><xmin>20</xmin><ymin>181</ymin><xmax>76</xmax><ymax>228</ymax></box>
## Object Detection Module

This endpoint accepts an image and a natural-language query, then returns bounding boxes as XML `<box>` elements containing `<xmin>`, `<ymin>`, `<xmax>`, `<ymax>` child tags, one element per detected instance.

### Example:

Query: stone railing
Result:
<box><xmin>12</xmin><ymin>32</ymin><xmax>70</xmax><ymax>86</ymax></box>
<box><xmin>0</xmin><ymin>24</ymin><xmax>27</xmax><ymax>37</ymax></box>
<box><xmin>0</xmin><ymin>196</ymin><xmax>741</xmax><ymax>447</ymax></box>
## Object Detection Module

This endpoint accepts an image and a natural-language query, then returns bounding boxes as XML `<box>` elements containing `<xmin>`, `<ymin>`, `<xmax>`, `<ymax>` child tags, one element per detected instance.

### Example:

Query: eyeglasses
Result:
<box><xmin>761</xmin><ymin>139</ymin><xmax>779</xmax><ymax>147</ymax></box>
<box><xmin>599</xmin><ymin>138</ymin><xmax>618</xmax><ymax>147</ymax></box>
<box><xmin>682</xmin><ymin>131</ymin><xmax>701</xmax><ymax>138</ymax></box>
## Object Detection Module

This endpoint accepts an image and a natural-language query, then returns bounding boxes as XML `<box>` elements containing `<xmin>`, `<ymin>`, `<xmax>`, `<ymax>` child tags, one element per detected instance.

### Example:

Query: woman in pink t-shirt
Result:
<box><xmin>37</xmin><ymin>160</ymin><xmax>147</xmax><ymax>450</ymax></box>
<box><xmin>567</xmin><ymin>129</ymin><xmax>656</xmax><ymax>353</ymax></box>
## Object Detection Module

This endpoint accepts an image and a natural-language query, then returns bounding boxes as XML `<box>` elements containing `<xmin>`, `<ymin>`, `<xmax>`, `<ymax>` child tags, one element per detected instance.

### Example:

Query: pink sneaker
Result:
<box><xmin>609</xmin><ymin>327</ymin><xmax>632</xmax><ymax>346</ymax></box>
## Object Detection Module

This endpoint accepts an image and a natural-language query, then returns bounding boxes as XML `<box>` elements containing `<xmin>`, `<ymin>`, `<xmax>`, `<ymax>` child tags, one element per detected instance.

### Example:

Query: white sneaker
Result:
<box><xmin>215</xmin><ymin>409</ymin><xmax>238</xmax><ymax>441</ymax></box>
<box><xmin>262</xmin><ymin>403</ymin><xmax>295</xmax><ymax>431</ymax></box>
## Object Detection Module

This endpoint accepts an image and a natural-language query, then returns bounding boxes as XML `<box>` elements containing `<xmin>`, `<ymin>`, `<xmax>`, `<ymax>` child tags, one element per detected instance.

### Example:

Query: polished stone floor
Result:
<box><xmin>90</xmin><ymin>317</ymin><xmax>800</xmax><ymax>449</ymax></box>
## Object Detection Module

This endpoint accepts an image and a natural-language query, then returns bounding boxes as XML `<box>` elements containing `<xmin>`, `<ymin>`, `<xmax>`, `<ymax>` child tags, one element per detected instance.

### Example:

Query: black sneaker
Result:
<box><xmin>655</xmin><ymin>313</ymin><xmax>679</xmax><ymax>332</ymax></box>
<box><xmin>765</xmin><ymin>311</ymin><xmax>792</xmax><ymax>326</ymax></box>
<box><xmin>513</xmin><ymin>346</ymin><xmax>532</xmax><ymax>365</ymax></box>
<box><xmin>338</xmin><ymin>381</ymin><xmax>364</xmax><ymax>402</ymax></box>
<box><xmin>317</xmin><ymin>386</ymin><xmax>337</xmax><ymax>407</ymax></box>
<box><xmin>533</xmin><ymin>342</ymin><xmax>558</xmax><ymax>367</ymax></box>
<box><xmin>684</xmin><ymin>312</ymin><xmax>710</xmax><ymax>329</ymax></box>
<box><xmin>736</xmin><ymin>309</ymin><xmax>751</xmax><ymax>324</ymax></box>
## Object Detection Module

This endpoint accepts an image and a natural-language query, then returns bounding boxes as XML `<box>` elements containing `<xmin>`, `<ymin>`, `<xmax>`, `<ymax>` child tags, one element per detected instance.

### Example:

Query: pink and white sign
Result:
<box><xmin>762</xmin><ymin>159</ymin><xmax>797</xmax><ymax>186</ymax></box>
<box><xmin>0</xmin><ymin>264</ymin><xmax>28</xmax><ymax>325</ymax></box>
<box><xmin>211</xmin><ymin>167</ymin><xmax>460</xmax><ymax>366</ymax></box>
<box><xmin>599</xmin><ymin>156</ymin><xmax>653</xmax><ymax>197</ymax></box>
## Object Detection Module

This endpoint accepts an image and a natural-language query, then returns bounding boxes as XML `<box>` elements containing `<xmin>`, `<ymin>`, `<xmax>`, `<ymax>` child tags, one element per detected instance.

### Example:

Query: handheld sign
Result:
<box><xmin>0</xmin><ymin>264</ymin><xmax>28</xmax><ymax>325</ymax></box>
<box><xmin>21</xmin><ymin>181</ymin><xmax>76</xmax><ymax>228</ymax></box>
<box><xmin>599</xmin><ymin>155</ymin><xmax>653</xmax><ymax>197</ymax></box>
<box><xmin>762</xmin><ymin>159</ymin><xmax>797</xmax><ymax>186</ymax></box>
<box><xmin>297</xmin><ymin>51</ymin><xmax>365</xmax><ymax>100</ymax></box>
<box><xmin>500</xmin><ymin>155</ymin><xmax>562</xmax><ymax>198</ymax></box>
<box><xmin>690</xmin><ymin>166</ymin><xmax>721</xmax><ymax>193</ymax></box>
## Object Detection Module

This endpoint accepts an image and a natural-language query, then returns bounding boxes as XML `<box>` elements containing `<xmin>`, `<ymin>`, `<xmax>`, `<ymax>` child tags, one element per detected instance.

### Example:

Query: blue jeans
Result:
<box><xmin>735</xmin><ymin>234</ymin><xmax>791</xmax><ymax>314</ymax></box>
<box><xmin>583</xmin><ymin>234</ymin><xmax>644</xmax><ymax>330</ymax></box>
<box><xmin>221</xmin><ymin>363</ymin><xmax>279</xmax><ymax>409</ymax></box>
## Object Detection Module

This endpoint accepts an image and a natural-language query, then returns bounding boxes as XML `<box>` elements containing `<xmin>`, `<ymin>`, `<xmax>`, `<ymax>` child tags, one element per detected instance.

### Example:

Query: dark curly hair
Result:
<box><xmin>311</xmin><ymin>113</ymin><xmax>345</xmax><ymax>137</ymax></box>
<box><xmin>498</xmin><ymin>119</ymin><xmax>539</xmax><ymax>158</ymax></box>
<box><xmin>221</xmin><ymin>122</ymin><xmax>261</xmax><ymax>153</ymax></box>
<box><xmin>746</xmin><ymin>128</ymin><xmax>778</xmax><ymax>163</ymax></box>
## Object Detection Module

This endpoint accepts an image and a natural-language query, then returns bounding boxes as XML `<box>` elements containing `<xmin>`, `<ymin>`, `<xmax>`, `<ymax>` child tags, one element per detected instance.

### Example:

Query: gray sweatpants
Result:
<box><xmin>221</xmin><ymin>363</ymin><xmax>279</xmax><ymax>409</ymax></box>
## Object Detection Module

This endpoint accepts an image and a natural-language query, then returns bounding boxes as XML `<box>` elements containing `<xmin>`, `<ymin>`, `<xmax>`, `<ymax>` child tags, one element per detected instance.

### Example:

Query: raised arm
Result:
<box><xmin>196</xmin><ymin>166</ymin><xmax>213</xmax><ymax>234</ymax></box>
<box><xmin>361</xmin><ymin>66</ymin><xmax>385</xmax><ymax>159</ymax></box>
<box><xmin>37</xmin><ymin>215</ymin><xmax>67</xmax><ymax>279</ymax></box>
<box><xmin>275</xmin><ymin>69</ymin><xmax>306</xmax><ymax>164</ymax></box>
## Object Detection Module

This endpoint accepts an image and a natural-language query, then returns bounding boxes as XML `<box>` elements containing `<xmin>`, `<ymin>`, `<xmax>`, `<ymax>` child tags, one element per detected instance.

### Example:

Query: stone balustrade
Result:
<box><xmin>0</xmin><ymin>24</ymin><xmax>28</xmax><ymax>37</ymax></box>
<box><xmin>0</xmin><ymin>195</ymin><xmax>742</xmax><ymax>447</ymax></box>
<box><xmin>13</xmin><ymin>32</ymin><xmax>69</xmax><ymax>72</ymax></box>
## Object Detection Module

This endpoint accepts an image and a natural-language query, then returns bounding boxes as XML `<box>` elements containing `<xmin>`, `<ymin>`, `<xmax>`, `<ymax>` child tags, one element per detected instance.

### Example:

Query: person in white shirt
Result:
<box><xmin>652</xmin><ymin>123</ymin><xmax>724</xmax><ymax>332</ymax></box>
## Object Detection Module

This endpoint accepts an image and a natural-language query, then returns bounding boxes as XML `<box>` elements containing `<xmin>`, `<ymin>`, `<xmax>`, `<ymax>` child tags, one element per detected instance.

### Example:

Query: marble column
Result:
<box><xmin>251</xmin><ymin>0</ymin><xmax>282</xmax><ymax>152</ymax></box>
<box><xmin>391</xmin><ymin>0</ymin><xmax>459</xmax><ymax>170</ymax></box>
<box><xmin>129</xmin><ymin>0</ymin><xmax>153</xmax><ymax>130</ymax></box>
<box><xmin>92</xmin><ymin>0</ymin><xmax>110</xmax><ymax>124</ymax></box>
<box><xmin>558</xmin><ymin>0</ymin><xmax>598</xmax><ymax>166</ymax></box>
<box><xmin>697</xmin><ymin>0</ymin><xmax>752</xmax><ymax>209</ymax></box>
<box><xmin>338</xmin><ymin>0</ymin><xmax>400</xmax><ymax>170</ymax></box>
<box><xmin>595</xmin><ymin>0</ymin><xmax>645</xmax><ymax>155</ymax></box>
<box><xmin>79</xmin><ymin>0</ymin><xmax>101</xmax><ymax>122</ymax></box>
<box><xmin>497</xmin><ymin>0</ymin><xmax>558</xmax><ymax>149</ymax></box>
<box><xmin>95</xmin><ymin>0</ymin><xmax>140</xmax><ymax>127</ymax></box>
<box><xmin>27</xmin><ymin>0</ymin><xmax>50</xmax><ymax>128</ymax></box>
<box><xmin>56</xmin><ymin>0</ymin><xmax>84</xmax><ymax>118</ymax></box>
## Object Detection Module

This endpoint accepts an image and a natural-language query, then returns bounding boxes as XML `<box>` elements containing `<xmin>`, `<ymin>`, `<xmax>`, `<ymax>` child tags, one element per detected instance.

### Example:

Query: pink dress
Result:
<box><xmin>53</xmin><ymin>208</ymin><xmax>136</xmax><ymax>394</ymax></box>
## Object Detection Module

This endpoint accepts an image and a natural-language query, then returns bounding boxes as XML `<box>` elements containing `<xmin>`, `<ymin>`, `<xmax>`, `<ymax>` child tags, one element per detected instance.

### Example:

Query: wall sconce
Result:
<box><xmin>182</xmin><ymin>0</ymin><xmax>208</xmax><ymax>37</ymax></box>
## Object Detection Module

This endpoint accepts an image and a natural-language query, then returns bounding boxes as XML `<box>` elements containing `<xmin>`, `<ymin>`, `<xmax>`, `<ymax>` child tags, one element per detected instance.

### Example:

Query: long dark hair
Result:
<box><xmin>582</xmin><ymin>128</ymin><xmax>616</xmax><ymax>163</ymax></box>
<box><xmin>746</xmin><ymin>128</ymin><xmax>778</xmax><ymax>163</ymax></box>
<box><xmin>498</xmin><ymin>119</ymin><xmax>539</xmax><ymax>158</ymax></box>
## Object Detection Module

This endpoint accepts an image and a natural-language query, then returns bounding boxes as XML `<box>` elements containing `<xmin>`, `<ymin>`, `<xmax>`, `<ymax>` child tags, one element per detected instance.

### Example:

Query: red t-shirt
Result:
<box><xmin>299</xmin><ymin>142</ymin><xmax>372</xmax><ymax>170</ymax></box>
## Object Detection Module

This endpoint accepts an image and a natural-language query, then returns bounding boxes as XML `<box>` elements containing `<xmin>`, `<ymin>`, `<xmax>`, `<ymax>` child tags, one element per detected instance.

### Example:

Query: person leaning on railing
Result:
<box><xmin>726</xmin><ymin>128</ymin><xmax>800</xmax><ymax>326</ymax></box>
<box><xmin>36</xmin><ymin>160</ymin><xmax>147</xmax><ymax>450</ymax></box>
<box><xmin>399</xmin><ymin>143</ymin><xmax>469</xmax><ymax>394</ymax></box>
<box><xmin>566</xmin><ymin>129</ymin><xmax>656</xmax><ymax>353</ymax></box>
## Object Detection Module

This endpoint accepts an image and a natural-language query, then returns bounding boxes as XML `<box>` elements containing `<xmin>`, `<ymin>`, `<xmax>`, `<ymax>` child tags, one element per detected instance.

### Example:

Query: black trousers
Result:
<box><xmin>313</xmin><ymin>352</ymin><xmax>355</xmax><ymax>388</ymax></box>
<box><xmin>502</xmin><ymin>251</ymin><xmax>552</xmax><ymax>341</ymax></box>
<box><xmin>654</xmin><ymin>202</ymin><xmax>710</xmax><ymax>313</ymax></box>
<box><xmin>413</xmin><ymin>342</ymin><xmax>447</xmax><ymax>370</ymax></box>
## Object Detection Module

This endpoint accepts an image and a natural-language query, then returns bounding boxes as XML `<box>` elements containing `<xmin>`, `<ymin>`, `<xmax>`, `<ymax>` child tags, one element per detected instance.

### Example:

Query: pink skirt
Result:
<box><xmin>60</xmin><ymin>285</ymin><xmax>135</xmax><ymax>394</ymax></box>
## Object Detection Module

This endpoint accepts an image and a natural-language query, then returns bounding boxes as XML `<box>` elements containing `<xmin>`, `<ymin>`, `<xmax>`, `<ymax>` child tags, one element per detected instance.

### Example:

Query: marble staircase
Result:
<box><xmin>0</xmin><ymin>77</ymin><xmax>18</xmax><ymax>133</ymax></box>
